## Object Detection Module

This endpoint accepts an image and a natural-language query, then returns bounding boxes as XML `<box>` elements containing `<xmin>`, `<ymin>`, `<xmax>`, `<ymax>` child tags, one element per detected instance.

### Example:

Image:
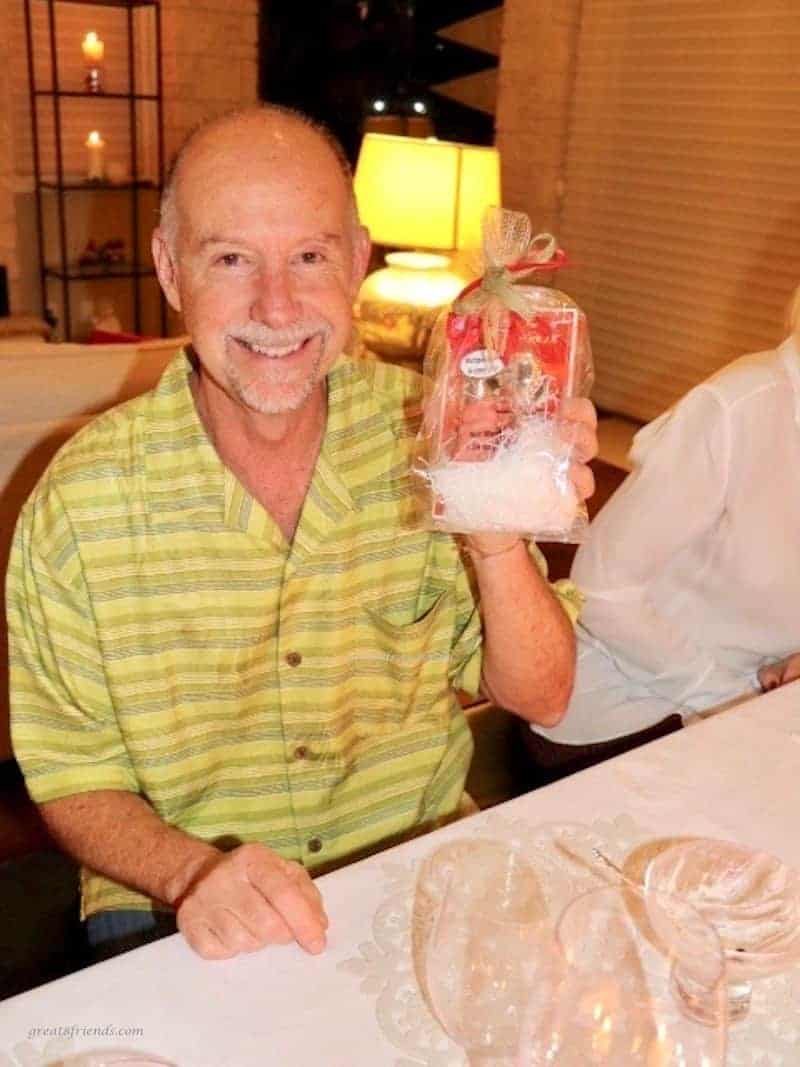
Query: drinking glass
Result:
<box><xmin>645</xmin><ymin>837</ymin><xmax>800</xmax><ymax>1021</ymax></box>
<box><xmin>517</xmin><ymin>885</ymin><xmax>728</xmax><ymax>1066</ymax></box>
<box><xmin>422</xmin><ymin>840</ymin><xmax>551</xmax><ymax>1066</ymax></box>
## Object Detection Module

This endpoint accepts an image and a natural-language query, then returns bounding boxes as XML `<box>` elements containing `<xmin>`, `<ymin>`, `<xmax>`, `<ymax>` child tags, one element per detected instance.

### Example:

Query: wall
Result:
<box><xmin>0</xmin><ymin>0</ymin><xmax>259</xmax><ymax>322</ymax></box>
<box><xmin>498</xmin><ymin>1</ymin><xmax>800</xmax><ymax>422</ymax></box>
<box><xmin>495</xmin><ymin>0</ymin><xmax>582</xmax><ymax>232</ymax></box>
<box><xmin>160</xmin><ymin>0</ymin><xmax>259</xmax><ymax>161</ymax></box>
<box><xmin>0</xmin><ymin>0</ymin><xmax>20</xmax><ymax>312</ymax></box>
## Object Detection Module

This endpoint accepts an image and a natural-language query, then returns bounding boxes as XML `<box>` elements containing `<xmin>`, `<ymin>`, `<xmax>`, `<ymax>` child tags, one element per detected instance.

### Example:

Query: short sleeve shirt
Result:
<box><xmin>8</xmin><ymin>350</ymin><xmax>579</xmax><ymax>917</ymax></box>
<box><xmin>9</xmin><ymin>352</ymin><xmax>488</xmax><ymax>916</ymax></box>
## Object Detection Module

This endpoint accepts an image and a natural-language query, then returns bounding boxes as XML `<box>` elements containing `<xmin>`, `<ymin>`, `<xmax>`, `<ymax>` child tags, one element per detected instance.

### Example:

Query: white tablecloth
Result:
<box><xmin>2</xmin><ymin>683</ymin><xmax>799</xmax><ymax>1066</ymax></box>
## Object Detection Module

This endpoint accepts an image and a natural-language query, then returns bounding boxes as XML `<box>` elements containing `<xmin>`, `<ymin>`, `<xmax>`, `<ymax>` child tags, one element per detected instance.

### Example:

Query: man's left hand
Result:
<box><xmin>560</xmin><ymin>396</ymin><xmax>598</xmax><ymax>504</ymax></box>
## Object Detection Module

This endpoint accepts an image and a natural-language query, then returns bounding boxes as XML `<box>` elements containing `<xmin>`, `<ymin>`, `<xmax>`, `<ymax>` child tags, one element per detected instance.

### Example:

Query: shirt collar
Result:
<box><xmin>143</xmin><ymin>347</ymin><xmax>225</xmax><ymax>512</ymax></box>
<box><xmin>143</xmin><ymin>348</ymin><xmax>414</xmax><ymax>542</ymax></box>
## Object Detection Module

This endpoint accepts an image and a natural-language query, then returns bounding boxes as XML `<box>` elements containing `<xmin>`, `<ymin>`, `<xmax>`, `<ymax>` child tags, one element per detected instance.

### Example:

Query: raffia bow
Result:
<box><xmin>454</xmin><ymin>206</ymin><xmax>563</xmax><ymax>319</ymax></box>
<box><xmin>454</xmin><ymin>232</ymin><xmax>560</xmax><ymax>317</ymax></box>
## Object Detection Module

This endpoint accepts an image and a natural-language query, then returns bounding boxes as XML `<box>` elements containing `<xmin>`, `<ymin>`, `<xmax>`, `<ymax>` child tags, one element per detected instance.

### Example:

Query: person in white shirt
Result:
<box><xmin>524</xmin><ymin>312</ymin><xmax>800</xmax><ymax>783</ymax></box>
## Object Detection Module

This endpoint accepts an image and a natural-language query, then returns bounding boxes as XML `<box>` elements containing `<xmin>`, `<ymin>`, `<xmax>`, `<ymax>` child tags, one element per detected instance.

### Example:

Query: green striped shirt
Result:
<box><xmin>8</xmin><ymin>350</ymin><xmax>579</xmax><ymax>917</ymax></box>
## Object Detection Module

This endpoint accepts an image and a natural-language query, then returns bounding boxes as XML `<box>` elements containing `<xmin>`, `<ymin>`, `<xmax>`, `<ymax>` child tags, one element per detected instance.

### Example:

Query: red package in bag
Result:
<box><xmin>417</xmin><ymin>208</ymin><xmax>593</xmax><ymax>541</ymax></box>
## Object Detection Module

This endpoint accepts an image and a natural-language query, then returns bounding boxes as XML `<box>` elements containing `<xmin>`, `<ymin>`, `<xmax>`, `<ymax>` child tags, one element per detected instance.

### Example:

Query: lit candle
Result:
<box><xmin>81</xmin><ymin>32</ymin><xmax>105</xmax><ymax>65</ymax></box>
<box><xmin>86</xmin><ymin>130</ymin><xmax>105</xmax><ymax>181</ymax></box>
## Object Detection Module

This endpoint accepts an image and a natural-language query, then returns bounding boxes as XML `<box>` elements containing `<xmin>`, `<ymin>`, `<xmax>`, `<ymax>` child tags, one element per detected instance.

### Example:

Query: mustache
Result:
<box><xmin>230</xmin><ymin>320</ymin><xmax>330</xmax><ymax>349</ymax></box>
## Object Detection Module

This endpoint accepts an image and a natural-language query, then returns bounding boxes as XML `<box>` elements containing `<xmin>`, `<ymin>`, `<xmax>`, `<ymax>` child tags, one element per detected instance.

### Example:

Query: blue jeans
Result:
<box><xmin>86</xmin><ymin>909</ymin><xmax>177</xmax><ymax>963</ymax></box>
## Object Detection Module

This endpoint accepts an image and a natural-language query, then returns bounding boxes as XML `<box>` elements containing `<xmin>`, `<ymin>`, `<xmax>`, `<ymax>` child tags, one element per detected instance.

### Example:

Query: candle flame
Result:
<box><xmin>82</xmin><ymin>31</ymin><xmax>105</xmax><ymax>63</ymax></box>
<box><xmin>86</xmin><ymin>130</ymin><xmax>103</xmax><ymax>147</ymax></box>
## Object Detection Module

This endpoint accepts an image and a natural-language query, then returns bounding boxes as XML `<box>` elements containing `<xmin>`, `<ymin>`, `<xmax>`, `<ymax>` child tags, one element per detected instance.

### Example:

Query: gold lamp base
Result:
<box><xmin>355</xmin><ymin>252</ymin><xmax>470</xmax><ymax>366</ymax></box>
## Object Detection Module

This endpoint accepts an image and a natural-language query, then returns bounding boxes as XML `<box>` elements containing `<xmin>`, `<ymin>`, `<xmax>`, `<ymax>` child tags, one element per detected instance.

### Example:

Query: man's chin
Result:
<box><xmin>227</xmin><ymin>349</ymin><xmax>327</xmax><ymax>416</ymax></box>
<box><xmin>234</xmin><ymin>378</ymin><xmax>318</xmax><ymax>416</ymax></box>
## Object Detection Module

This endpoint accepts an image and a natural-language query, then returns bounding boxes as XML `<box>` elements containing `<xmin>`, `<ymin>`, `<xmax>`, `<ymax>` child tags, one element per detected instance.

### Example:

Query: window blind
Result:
<box><xmin>559</xmin><ymin>0</ymin><xmax>800</xmax><ymax>421</ymax></box>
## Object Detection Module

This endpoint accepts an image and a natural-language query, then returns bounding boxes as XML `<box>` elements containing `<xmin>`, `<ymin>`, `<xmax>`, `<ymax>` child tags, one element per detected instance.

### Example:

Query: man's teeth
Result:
<box><xmin>239</xmin><ymin>337</ymin><xmax>311</xmax><ymax>357</ymax></box>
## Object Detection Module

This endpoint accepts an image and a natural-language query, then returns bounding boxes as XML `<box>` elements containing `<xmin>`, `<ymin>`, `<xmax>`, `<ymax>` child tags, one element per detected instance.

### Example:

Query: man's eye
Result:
<box><xmin>300</xmin><ymin>250</ymin><xmax>323</xmax><ymax>264</ymax></box>
<box><xmin>219</xmin><ymin>253</ymin><xmax>241</xmax><ymax>267</ymax></box>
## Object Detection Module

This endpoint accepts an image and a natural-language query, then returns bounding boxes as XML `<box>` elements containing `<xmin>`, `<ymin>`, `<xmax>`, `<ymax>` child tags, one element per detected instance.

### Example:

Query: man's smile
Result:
<box><xmin>229</xmin><ymin>323</ymin><xmax>329</xmax><ymax>366</ymax></box>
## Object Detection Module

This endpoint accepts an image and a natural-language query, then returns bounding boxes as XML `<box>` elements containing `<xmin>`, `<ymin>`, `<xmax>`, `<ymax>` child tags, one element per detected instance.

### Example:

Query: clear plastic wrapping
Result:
<box><xmin>415</xmin><ymin>208</ymin><xmax>594</xmax><ymax>542</ymax></box>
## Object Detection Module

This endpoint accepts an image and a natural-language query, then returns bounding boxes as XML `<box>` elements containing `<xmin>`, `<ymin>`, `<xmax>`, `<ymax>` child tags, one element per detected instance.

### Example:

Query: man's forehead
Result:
<box><xmin>181</xmin><ymin>173</ymin><xmax>349</xmax><ymax>231</ymax></box>
<box><xmin>177</xmin><ymin>140</ymin><xmax>347</xmax><ymax>219</ymax></box>
<box><xmin>179</xmin><ymin>117</ymin><xmax>340</xmax><ymax>188</ymax></box>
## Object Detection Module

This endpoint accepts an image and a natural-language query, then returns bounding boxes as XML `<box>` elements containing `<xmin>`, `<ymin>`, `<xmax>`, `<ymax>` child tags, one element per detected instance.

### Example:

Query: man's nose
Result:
<box><xmin>250</xmin><ymin>266</ymin><xmax>301</xmax><ymax>326</ymax></box>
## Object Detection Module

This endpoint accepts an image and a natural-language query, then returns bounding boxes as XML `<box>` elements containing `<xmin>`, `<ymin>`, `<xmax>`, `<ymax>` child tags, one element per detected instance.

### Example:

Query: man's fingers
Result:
<box><xmin>569</xmin><ymin>422</ymin><xmax>599</xmax><ymax>464</ymax></box>
<box><xmin>559</xmin><ymin>417</ymin><xmax>598</xmax><ymax>464</ymax></box>
<box><xmin>560</xmin><ymin>398</ymin><xmax>599</xmax><ymax>466</ymax></box>
<box><xmin>250</xmin><ymin>858</ymin><xmax>328</xmax><ymax>954</ymax></box>
<box><xmin>758</xmin><ymin>654</ymin><xmax>800</xmax><ymax>692</ymax></box>
<box><xmin>179</xmin><ymin>919</ymin><xmax>233</xmax><ymax>960</ymax></box>
<box><xmin>284</xmin><ymin>860</ymin><xmax>329</xmax><ymax>928</ymax></box>
<box><xmin>178</xmin><ymin>913</ymin><xmax>253</xmax><ymax>961</ymax></box>
<box><xmin>561</xmin><ymin>395</ymin><xmax>598</xmax><ymax>429</ymax></box>
<box><xmin>175</xmin><ymin>845</ymin><xmax>328</xmax><ymax>961</ymax></box>
<box><xmin>178</xmin><ymin>887</ymin><xmax>294</xmax><ymax>959</ymax></box>
<box><xmin>225</xmin><ymin>886</ymin><xmax>295</xmax><ymax>946</ymax></box>
<box><xmin>758</xmin><ymin>664</ymin><xmax>781</xmax><ymax>692</ymax></box>
<box><xmin>780</xmin><ymin>655</ymin><xmax>800</xmax><ymax>686</ymax></box>
<box><xmin>213</xmin><ymin>901</ymin><xmax>293</xmax><ymax>953</ymax></box>
<box><xmin>569</xmin><ymin>460</ymin><xmax>595</xmax><ymax>503</ymax></box>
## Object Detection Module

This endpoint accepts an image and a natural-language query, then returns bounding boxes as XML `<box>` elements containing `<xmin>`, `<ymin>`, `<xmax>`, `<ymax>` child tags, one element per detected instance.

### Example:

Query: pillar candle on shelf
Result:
<box><xmin>81</xmin><ymin>32</ymin><xmax>104</xmax><ymax>65</ymax></box>
<box><xmin>86</xmin><ymin>131</ymin><xmax>105</xmax><ymax>181</ymax></box>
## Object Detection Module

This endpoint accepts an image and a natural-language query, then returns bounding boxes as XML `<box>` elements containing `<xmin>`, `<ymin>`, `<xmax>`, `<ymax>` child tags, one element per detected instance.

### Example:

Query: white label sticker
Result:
<box><xmin>460</xmin><ymin>349</ymin><xmax>504</xmax><ymax>379</ymax></box>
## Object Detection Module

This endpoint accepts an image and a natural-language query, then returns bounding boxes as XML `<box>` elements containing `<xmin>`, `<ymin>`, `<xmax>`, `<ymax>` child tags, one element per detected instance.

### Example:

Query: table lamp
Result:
<box><xmin>353</xmin><ymin>133</ymin><xmax>501</xmax><ymax>364</ymax></box>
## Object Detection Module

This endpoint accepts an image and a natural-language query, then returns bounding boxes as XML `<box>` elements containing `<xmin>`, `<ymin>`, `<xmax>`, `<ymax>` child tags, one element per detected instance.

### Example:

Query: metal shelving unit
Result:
<box><xmin>24</xmin><ymin>0</ymin><xmax>166</xmax><ymax>339</ymax></box>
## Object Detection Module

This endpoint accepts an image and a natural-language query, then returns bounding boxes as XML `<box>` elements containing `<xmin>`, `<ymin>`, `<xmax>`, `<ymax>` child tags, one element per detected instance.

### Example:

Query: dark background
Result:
<box><xmin>259</xmin><ymin>0</ymin><xmax>500</xmax><ymax>163</ymax></box>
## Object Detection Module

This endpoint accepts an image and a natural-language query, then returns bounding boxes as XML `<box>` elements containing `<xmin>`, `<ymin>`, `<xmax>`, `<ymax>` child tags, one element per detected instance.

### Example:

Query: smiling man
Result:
<box><xmin>7</xmin><ymin>106</ymin><xmax>597</xmax><ymax>965</ymax></box>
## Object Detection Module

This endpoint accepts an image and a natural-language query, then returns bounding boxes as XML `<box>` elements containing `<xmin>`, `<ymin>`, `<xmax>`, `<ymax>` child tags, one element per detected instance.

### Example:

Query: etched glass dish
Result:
<box><xmin>517</xmin><ymin>884</ymin><xmax>728</xmax><ymax>1065</ymax></box>
<box><xmin>421</xmin><ymin>839</ymin><xmax>550</xmax><ymax>1066</ymax></box>
<box><xmin>645</xmin><ymin>837</ymin><xmax>800</xmax><ymax>1021</ymax></box>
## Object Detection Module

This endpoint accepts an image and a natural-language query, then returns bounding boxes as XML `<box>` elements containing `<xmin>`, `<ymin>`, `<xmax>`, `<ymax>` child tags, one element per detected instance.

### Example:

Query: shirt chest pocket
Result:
<box><xmin>347</xmin><ymin>591</ymin><xmax>454</xmax><ymax>729</ymax></box>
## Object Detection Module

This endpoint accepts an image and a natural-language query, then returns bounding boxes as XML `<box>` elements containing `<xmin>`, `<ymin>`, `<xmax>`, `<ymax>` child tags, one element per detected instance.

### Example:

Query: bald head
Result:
<box><xmin>159</xmin><ymin>105</ymin><xmax>360</xmax><ymax>253</ymax></box>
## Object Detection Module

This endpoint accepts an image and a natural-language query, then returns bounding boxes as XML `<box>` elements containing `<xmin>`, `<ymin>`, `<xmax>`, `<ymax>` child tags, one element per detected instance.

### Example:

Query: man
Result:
<box><xmin>8</xmin><ymin>106</ymin><xmax>596</xmax><ymax>963</ymax></box>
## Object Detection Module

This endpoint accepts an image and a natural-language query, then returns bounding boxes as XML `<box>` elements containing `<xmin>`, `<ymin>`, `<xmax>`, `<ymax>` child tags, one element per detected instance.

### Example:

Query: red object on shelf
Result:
<box><xmin>87</xmin><ymin>328</ymin><xmax>153</xmax><ymax>345</ymax></box>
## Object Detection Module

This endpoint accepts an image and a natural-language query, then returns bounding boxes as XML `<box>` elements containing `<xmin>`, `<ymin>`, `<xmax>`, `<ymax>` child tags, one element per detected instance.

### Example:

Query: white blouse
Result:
<box><xmin>535</xmin><ymin>338</ymin><xmax>800</xmax><ymax>744</ymax></box>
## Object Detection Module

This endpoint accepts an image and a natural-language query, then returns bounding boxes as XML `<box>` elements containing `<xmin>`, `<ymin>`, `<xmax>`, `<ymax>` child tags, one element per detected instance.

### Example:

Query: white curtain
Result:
<box><xmin>559</xmin><ymin>0</ymin><xmax>800</xmax><ymax>421</ymax></box>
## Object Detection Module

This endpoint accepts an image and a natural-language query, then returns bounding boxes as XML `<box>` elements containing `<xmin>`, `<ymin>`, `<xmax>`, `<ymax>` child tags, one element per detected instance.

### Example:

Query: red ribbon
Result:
<box><xmin>455</xmin><ymin>248</ymin><xmax>569</xmax><ymax>304</ymax></box>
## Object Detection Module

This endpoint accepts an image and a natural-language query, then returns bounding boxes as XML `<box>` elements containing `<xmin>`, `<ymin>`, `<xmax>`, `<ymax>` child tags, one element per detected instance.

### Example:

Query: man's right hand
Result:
<box><xmin>175</xmin><ymin>843</ymin><xmax>328</xmax><ymax>960</ymax></box>
<box><xmin>758</xmin><ymin>652</ymin><xmax>800</xmax><ymax>693</ymax></box>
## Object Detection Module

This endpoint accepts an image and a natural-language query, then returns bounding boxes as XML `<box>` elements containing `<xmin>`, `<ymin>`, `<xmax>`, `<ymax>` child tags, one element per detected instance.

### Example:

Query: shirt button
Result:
<box><xmin>294</xmin><ymin>745</ymin><xmax>309</xmax><ymax>760</ymax></box>
<box><xmin>285</xmin><ymin>651</ymin><xmax>302</xmax><ymax>667</ymax></box>
<box><xmin>308</xmin><ymin>837</ymin><xmax>323</xmax><ymax>854</ymax></box>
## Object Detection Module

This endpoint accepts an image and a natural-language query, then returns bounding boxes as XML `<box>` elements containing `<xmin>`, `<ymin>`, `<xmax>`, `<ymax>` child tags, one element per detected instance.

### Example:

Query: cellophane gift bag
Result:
<box><xmin>416</xmin><ymin>207</ymin><xmax>594</xmax><ymax>542</ymax></box>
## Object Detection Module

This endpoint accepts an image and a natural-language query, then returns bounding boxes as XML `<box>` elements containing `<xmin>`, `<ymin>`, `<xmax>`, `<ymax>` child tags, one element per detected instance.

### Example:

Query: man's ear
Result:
<box><xmin>350</xmin><ymin>224</ymin><xmax>372</xmax><ymax>297</ymax></box>
<box><xmin>151</xmin><ymin>229</ymin><xmax>182</xmax><ymax>313</ymax></box>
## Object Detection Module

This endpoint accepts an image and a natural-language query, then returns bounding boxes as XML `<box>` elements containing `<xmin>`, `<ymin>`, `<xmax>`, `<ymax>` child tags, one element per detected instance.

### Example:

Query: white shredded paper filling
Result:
<box><xmin>426</xmin><ymin>420</ymin><xmax>579</xmax><ymax>535</ymax></box>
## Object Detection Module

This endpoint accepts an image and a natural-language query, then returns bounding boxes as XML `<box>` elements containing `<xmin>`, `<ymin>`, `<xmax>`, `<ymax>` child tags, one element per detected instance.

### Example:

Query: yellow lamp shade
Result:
<box><xmin>354</xmin><ymin>133</ymin><xmax>501</xmax><ymax>251</ymax></box>
<box><xmin>456</xmin><ymin>145</ymin><xmax>502</xmax><ymax>250</ymax></box>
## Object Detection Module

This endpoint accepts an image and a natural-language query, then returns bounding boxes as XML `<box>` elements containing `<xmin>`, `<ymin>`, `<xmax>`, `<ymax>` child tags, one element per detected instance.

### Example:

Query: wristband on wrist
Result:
<box><xmin>464</xmin><ymin>538</ymin><xmax>524</xmax><ymax>561</ymax></box>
